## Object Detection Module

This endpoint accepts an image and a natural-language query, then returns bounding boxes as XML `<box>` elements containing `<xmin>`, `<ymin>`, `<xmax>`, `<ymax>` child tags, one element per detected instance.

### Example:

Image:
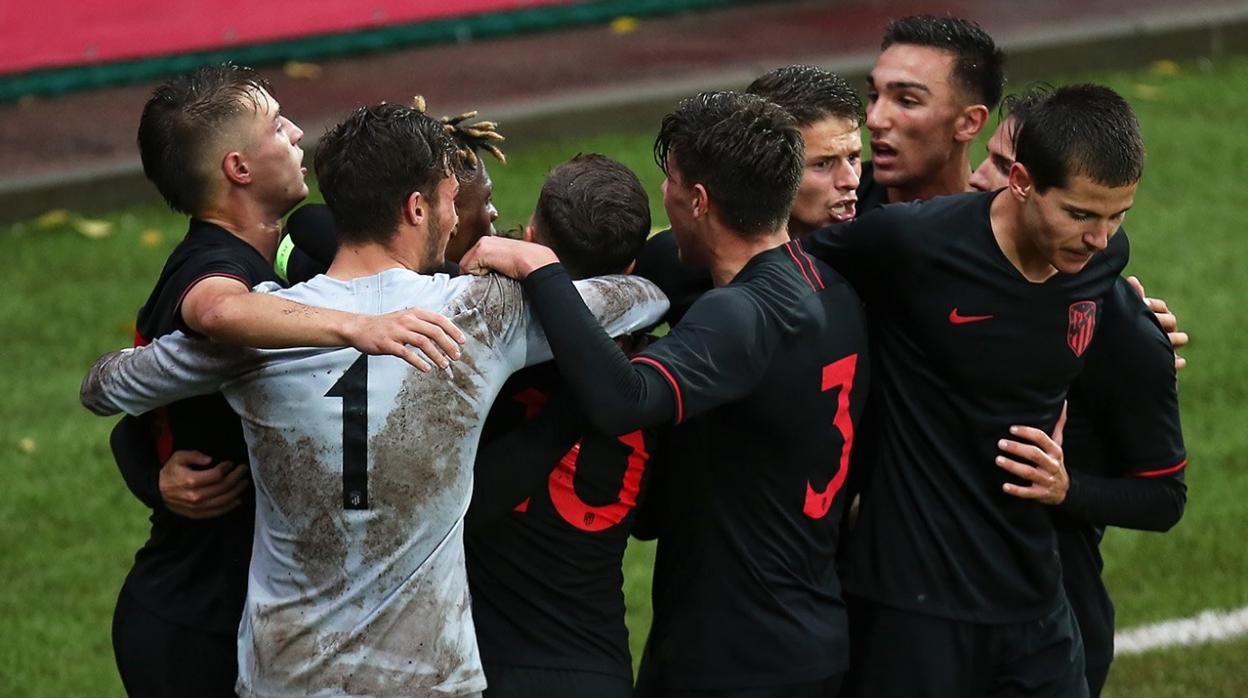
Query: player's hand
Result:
<box><xmin>459</xmin><ymin>236</ymin><xmax>559</xmax><ymax>280</ymax></box>
<box><xmin>1127</xmin><ymin>275</ymin><xmax>1188</xmax><ymax>371</ymax></box>
<box><xmin>343</xmin><ymin>308</ymin><xmax>466</xmax><ymax>373</ymax></box>
<box><xmin>997</xmin><ymin>404</ymin><xmax>1069</xmax><ymax>505</ymax></box>
<box><xmin>159</xmin><ymin>452</ymin><xmax>251</xmax><ymax>519</ymax></box>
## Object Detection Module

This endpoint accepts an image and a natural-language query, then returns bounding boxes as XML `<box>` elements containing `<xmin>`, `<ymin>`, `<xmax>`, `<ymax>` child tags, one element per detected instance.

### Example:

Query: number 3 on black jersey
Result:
<box><xmin>803</xmin><ymin>354</ymin><xmax>858</xmax><ymax>519</ymax></box>
<box><xmin>326</xmin><ymin>355</ymin><xmax>369</xmax><ymax>510</ymax></box>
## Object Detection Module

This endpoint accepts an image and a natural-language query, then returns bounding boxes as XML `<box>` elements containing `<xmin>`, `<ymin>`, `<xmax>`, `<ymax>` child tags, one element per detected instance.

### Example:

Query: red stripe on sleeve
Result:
<box><xmin>1134</xmin><ymin>459</ymin><xmax>1188</xmax><ymax>478</ymax></box>
<box><xmin>783</xmin><ymin>243</ymin><xmax>817</xmax><ymax>291</ymax></box>
<box><xmin>795</xmin><ymin>240</ymin><xmax>825</xmax><ymax>289</ymax></box>
<box><xmin>631</xmin><ymin>356</ymin><xmax>684</xmax><ymax>425</ymax></box>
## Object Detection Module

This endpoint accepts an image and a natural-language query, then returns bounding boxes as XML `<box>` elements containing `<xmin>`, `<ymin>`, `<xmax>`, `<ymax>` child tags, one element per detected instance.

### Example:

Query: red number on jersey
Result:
<box><xmin>548</xmin><ymin>431</ymin><xmax>649</xmax><ymax>532</ymax></box>
<box><xmin>803</xmin><ymin>354</ymin><xmax>858</xmax><ymax>519</ymax></box>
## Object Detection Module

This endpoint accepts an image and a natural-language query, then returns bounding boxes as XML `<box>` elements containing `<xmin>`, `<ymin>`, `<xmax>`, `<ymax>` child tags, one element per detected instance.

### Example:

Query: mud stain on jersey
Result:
<box><xmin>249</xmin><ymin>420</ymin><xmax>350</xmax><ymax>601</ymax></box>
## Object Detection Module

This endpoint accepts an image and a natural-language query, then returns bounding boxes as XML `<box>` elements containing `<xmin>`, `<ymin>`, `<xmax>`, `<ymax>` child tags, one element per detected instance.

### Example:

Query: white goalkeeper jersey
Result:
<box><xmin>82</xmin><ymin>268</ymin><xmax>667</xmax><ymax>698</ymax></box>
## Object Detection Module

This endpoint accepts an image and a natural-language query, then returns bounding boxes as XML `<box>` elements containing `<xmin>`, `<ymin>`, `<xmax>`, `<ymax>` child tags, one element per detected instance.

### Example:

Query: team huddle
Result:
<box><xmin>79</xmin><ymin>13</ymin><xmax>1187</xmax><ymax>698</ymax></box>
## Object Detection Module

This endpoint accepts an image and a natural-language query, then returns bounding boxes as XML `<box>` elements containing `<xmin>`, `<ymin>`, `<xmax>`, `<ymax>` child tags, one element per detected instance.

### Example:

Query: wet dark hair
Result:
<box><xmin>314</xmin><ymin>103</ymin><xmax>460</xmax><ymax>245</ymax></box>
<box><xmin>137</xmin><ymin>63</ymin><xmax>272</xmax><ymax>215</ymax></box>
<box><xmin>1000</xmin><ymin>83</ymin><xmax>1055</xmax><ymax>144</ymax></box>
<box><xmin>746</xmin><ymin>64</ymin><xmax>862</xmax><ymax>127</ymax></box>
<box><xmin>532</xmin><ymin>154</ymin><xmax>650</xmax><ymax>279</ymax></box>
<box><xmin>1013</xmin><ymin>84</ymin><xmax>1144</xmax><ymax>192</ymax></box>
<box><xmin>882</xmin><ymin>15</ymin><xmax>1006</xmax><ymax>109</ymax></box>
<box><xmin>654</xmin><ymin>91</ymin><xmax>803</xmax><ymax>237</ymax></box>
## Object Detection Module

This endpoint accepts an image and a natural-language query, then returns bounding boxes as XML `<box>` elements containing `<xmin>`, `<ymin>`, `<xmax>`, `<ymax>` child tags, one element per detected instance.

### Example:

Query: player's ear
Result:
<box><xmin>954</xmin><ymin>104</ymin><xmax>990</xmax><ymax>143</ymax></box>
<box><xmin>402</xmin><ymin>191</ymin><xmax>424</xmax><ymax>226</ymax></box>
<box><xmin>523</xmin><ymin>216</ymin><xmax>537</xmax><ymax>243</ymax></box>
<box><xmin>622</xmin><ymin>260</ymin><xmax>636</xmax><ymax>275</ymax></box>
<box><xmin>1008</xmin><ymin>162</ymin><xmax>1033</xmax><ymax>202</ymax></box>
<box><xmin>222</xmin><ymin>151</ymin><xmax>250</xmax><ymax>185</ymax></box>
<box><xmin>691</xmin><ymin>183</ymin><xmax>710</xmax><ymax>220</ymax></box>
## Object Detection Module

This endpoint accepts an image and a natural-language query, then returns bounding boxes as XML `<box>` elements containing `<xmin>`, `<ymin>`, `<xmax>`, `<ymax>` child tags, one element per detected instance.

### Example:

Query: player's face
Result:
<box><xmin>444</xmin><ymin>162</ymin><xmax>498</xmax><ymax>264</ymax></box>
<box><xmin>970</xmin><ymin>118</ymin><xmax>1015</xmax><ymax>192</ymax></box>
<box><xmin>661</xmin><ymin>156</ymin><xmax>708</xmax><ymax>266</ymax></box>
<box><xmin>866</xmin><ymin>45</ymin><xmax>963</xmax><ymax>192</ymax></box>
<box><xmin>1022</xmin><ymin>172</ymin><xmax>1136</xmax><ymax>275</ymax></box>
<box><xmin>790</xmin><ymin>116</ymin><xmax>862</xmax><ymax>236</ymax></box>
<box><xmin>423</xmin><ymin>172</ymin><xmax>461</xmax><ymax>271</ymax></box>
<box><xmin>239</xmin><ymin>89</ymin><xmax>308</xmax><ymax>217</ymax></box>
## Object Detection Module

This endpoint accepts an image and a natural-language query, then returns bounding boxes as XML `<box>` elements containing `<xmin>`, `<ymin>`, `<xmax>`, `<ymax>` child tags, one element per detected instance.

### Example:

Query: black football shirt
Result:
<box><xmin>1056</xmin><ymin>277</ymin><xmax>1187</xmax><ymax>666</ymax></box>
<box><xmin>802</xmin><ymin>191</ymin><xmax>1129</xmax><ymax>623</ymax></box>
<box><xmin>118</xmin><ymin>219</ymin><xmax>280</xmax><ymax>633</ymax></box>
<box><xmin>522</xmin><ymin>241</ymin><xmax>871</xmax><ymax>689</ymax></box>
<box><xmin>466</xmin><ymin>362</ymin><xmax>657</xmax><ymax>680</ymax></box>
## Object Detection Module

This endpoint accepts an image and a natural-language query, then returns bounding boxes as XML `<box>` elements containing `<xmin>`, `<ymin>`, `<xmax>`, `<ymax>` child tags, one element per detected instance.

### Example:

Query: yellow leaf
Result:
<box><xmin>17</xmin><ymin>437</ymin><xmax>36</xmax><ymax>454</ymax></box>
<box><xmin>1133</xmin><ymin>83</ymin><xmax>1164</xmax><ymax>101</ymax></box>
<box><xmin>118</xmin><ymin>320</ymin><xmax>137</xmax><ymax>337</ymax></box>
<box><xmin>35</xmin><ymin>209</ymin><xmax>71</xmax><ymax>229</ymax></box>
<box><xmin>73</xmin><ymin>217</ymin><xmax>114</xmax><ymax>239</ymax></box>
<box><xmin>283</xmin><ymin>61</ymin><xmax>323</xmax><ymax>80</ymax></box>
<box><xmin>610</xmin><ymin>16</ymin><xmax>638</xmax><ymax>34</ymax></box>
<box><xmin>1150</xmin><ymin>60</ymin><xmax>1180</xmax><ymax>76</ymax></box>
<box><xmin>140</xmin><ymin>229</ymin><xmax>164</xmax><ymax>247</ymax></box>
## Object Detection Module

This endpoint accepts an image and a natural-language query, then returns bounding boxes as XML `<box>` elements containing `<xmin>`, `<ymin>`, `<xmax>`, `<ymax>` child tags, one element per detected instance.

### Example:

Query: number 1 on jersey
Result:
<box><xmin>326</xmin><ymin>355</ymin><xmax>369</xmax><ymax>510</ymax></box>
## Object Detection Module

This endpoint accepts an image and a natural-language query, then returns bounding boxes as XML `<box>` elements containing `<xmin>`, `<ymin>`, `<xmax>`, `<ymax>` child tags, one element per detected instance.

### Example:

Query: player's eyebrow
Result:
<box><xmin>884</xmin><ymin>80</ymin><xmax>931</xmax><ymax>94</ymax></box>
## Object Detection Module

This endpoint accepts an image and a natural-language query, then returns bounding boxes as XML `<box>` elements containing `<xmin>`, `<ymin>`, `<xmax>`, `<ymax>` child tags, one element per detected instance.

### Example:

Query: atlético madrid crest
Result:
<box><xmin>1067</xmin><ymin>300</ymin><xmax>1098</xmax><ymax>357</ymax></box>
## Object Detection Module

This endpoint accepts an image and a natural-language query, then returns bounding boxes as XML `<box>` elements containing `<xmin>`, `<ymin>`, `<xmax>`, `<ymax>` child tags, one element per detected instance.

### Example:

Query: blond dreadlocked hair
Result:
<box><xmin>412</xmin><ymin>95</ymin><xmax>506</xmax><ymax>174</ymax></box>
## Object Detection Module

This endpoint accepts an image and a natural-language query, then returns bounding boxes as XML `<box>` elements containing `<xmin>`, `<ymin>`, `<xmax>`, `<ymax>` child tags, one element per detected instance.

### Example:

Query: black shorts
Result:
<box><xmin>1086</xmin><ymin>660</ymin><xmax>1111</xmax><ymax>698</ymax></box>
<box><xmin>112</xmin><ymin>587</ymin><xmax>238</xmax><ymax>698</ymax></box>
<box><xmin>482</xmin><ymin>663</ymin><xmax>633</xmax><ymax>698</ymax></box>
<box><xmin>844</xmin><ymin>595</ymin><xmax>1088</xmax><ymax>698</ymax></box>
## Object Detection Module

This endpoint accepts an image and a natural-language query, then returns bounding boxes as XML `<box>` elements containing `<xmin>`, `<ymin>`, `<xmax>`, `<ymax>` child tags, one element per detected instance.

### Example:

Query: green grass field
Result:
<box><xmin>2</xmin><ymin>56</ymin><xmax>1245</xmax><ymax>696</ymax></box>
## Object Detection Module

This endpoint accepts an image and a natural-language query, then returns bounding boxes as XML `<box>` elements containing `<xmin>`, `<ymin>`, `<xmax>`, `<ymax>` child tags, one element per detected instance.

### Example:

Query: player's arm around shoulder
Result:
<box><xmin>80</xmin><ymin>326</ymin><xmax>257</xmax><ymax>416</ymax></box>
<box><xmin>182</xmin><ymin>274</ymin><xmax>465</xmax><ymax>373</ymax></box>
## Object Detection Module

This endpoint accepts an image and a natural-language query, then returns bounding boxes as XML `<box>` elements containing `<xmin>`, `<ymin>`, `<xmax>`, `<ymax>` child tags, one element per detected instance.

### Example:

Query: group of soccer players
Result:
<box><xmin>79</xmin><ymin>12</ymin><xmax>1186</xmax><ymax>698</ymax></box>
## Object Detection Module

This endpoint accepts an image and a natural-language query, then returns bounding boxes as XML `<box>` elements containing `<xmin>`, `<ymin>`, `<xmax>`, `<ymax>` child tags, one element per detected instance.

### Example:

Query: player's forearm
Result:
<box><xmin>1059</xmin><ymin>469</ymin><xmax>1187</xmax><ymax>531</ymax></box>
<box><xmin>81</xmin><ymin>337</ymin><xmax>236</xmax><ymax>416</ymax></box>
<box><xmin>198</xmin><ymin>291</ymin><xmax>358</xmax><ymax>349</ymax></box>
<box><xmin>523</xmin><ymin>264</ymin><xmax>676</xmax><ymax>434</ymax></box>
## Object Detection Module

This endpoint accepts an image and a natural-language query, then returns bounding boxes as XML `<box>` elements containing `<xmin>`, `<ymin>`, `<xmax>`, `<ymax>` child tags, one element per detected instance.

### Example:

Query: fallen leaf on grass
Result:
<box><xmin>35</xmin><ymin>209</ymin><xmax>71</xmax><ymax>229</ymax></box>
<box><xmin>1133</xmin><ymin>84</ymin><xmax>1164</xmax><ymax>100</ymax></box>
<box><xmin>1150</xmin><ymin>60</ymin><xmax>1180</xmax><ymax>76</ymax></box>
<box><xmin>283</xmin><ymin>61</ymin><xmax>322</xmax><ymax>80</ymax></box>
<box><xmin>73</xmin><ymin>217</ymin><xmax>114</xmax><ymax>239</ymax></box>
<box><xmin>17</xmin><ymin>437</ymin><xmax>36</xmax><ymax>454</ymax></box>
<box><xmin>140</xmin><ymin>229</ymin><xmax>164</xmax><ymax>247</ymax></box>
<box><xmin>610</xmin><ymin>16</ymin><xmax>638</xmax><ymax>34</ymax></box>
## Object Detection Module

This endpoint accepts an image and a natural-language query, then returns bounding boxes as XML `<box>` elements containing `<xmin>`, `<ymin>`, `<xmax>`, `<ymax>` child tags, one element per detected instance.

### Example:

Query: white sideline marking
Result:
<box><xmin>1115</xmin><ymin>606</ymin><xmax>1248</xmax><ymax>656</ymax></box>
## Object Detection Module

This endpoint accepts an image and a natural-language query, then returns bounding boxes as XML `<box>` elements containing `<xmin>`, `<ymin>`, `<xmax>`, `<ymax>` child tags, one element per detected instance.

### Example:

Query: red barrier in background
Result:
<box><xmin>0</xmin><ymin>0</ymin><xmax>576</xmax><ymax>76</ymax></box>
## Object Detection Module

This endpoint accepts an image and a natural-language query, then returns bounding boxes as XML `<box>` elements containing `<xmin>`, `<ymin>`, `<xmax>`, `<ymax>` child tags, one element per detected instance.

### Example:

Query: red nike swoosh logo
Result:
<box><xmin>949</xmin><ymin>308</ymin><xmax>994</xmax><ymax>324</ymax></box>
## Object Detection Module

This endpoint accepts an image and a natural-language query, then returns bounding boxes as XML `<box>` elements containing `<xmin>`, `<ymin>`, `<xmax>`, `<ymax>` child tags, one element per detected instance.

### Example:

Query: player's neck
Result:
<box><xmin>326</xmin><ymin>240</ymin><xmax>417</xmax><ymax>280</ymax></box>
<box><xmin>197</xmin><ymin>199</ymin><xmax>283</xmax><ymax>263</ymax></box>
<box><xmin>887</xmin><ymin>150</ymin><xmax>973</xmax><ymax>204</ymax></box>
<box><xmin>989</xmin><ymin>191</ymin><xmax>1059</xmax><ymax>283</ymax></box>
<box><xmin>706</xmin><ymin>225</ymin><xmax>790</xmax><ymax>287</ymax></box>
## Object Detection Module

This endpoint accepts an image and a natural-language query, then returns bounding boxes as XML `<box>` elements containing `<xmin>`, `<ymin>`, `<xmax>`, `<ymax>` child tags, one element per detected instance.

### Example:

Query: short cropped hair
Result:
<box><xmin>1000</xmin><ymin>83</ymin><xmax>1055</xmax><ymax>144</ymax></box>
<box><xmin>533</xmin><ymin>154</ymin><xmax>651</xmax><ymax>279</ymax></box>
<box><xmin>314</xmin><ymin>103</ymin><xmax>460</xmax><ymax>245</ymax></box>
<box><xmin>1013</xmin><ymin>84</ymin><xmax>1144</xmax><ymax>192</ymax></box>
<box><xmin>654</xmin><ymin>91</ymin><xmax>803</xmax><ymax>237</ymax></box>
<box><xmin>137</xmin><ymin>64</ymin><xmax>271</xmax><ymax>215</ymax></box>
<box><xmin>883</xmin><ymin>15</ymin><xmax>1006</xmax><ymax>110</ymax></box>
<box><xmin>746</xmin><ymin>65</ymin><xmax>862</xmax><ymax>127</ymax></box>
